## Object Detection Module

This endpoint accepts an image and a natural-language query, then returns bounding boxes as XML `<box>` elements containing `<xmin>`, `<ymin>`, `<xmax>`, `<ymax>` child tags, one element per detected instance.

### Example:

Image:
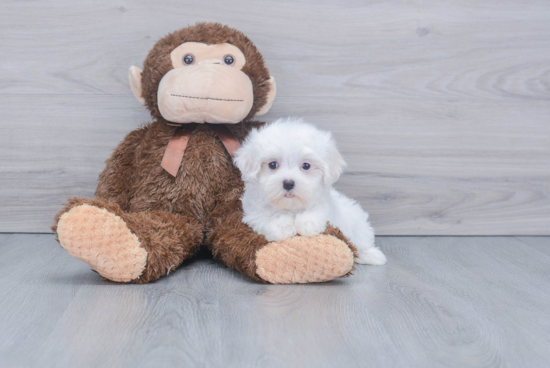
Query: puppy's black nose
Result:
<box><xmin>283</xmin><ymin>180</ymin><xmax>295</xmax><ymax>190</ymax></box>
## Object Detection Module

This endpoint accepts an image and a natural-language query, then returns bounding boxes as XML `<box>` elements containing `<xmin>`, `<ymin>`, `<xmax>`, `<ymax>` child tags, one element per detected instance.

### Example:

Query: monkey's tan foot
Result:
<box><xmin>255</xmin><ymin>235</ymin><xmax>355</xmax><ymax>284</ymax></box>
<box><xmin>56</xmin><ymin>204</ymin><xmax>147</xmax><ymax>282</ymax></box>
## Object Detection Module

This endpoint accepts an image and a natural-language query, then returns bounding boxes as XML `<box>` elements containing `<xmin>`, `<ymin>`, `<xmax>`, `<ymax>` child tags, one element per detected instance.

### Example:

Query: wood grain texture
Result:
<box><xmin>1</xmin><ymin>234</ymin><xmax>550</xmax><ymax>367</ymax></box>
<box><xmin>1</xmin><ymin>0</ymin><xmax>549</xmax><ymax>100</ymax></box>
<box><xmin>0</xmin><ymin>0</ymin><xmax>549</xmax><ymax>234</ymax></box>
<box><xmin>1</xmin><ymin>95</ymin><xmax>548</xmax><ymax>234</ymax></box>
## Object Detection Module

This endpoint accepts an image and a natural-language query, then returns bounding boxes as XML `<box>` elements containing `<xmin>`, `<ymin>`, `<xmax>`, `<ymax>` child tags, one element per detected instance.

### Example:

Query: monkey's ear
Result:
<box><xmin>255</xmin><ymin>76</ymin><xmax>276</xmax><ymax>116</ymax></box>
<box><xmin>129</xmin><ymin>66</ymin><xmax>146</xmax><ymax>106</ymax></box>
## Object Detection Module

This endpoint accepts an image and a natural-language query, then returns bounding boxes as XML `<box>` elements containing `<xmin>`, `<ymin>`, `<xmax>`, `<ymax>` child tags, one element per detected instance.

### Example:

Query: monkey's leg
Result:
<box><xmin>206</xmin><ymin>201</ymin><xmax>357</xmax><ymax>284</ymax></box>
<box><xmin>52</xmin><ymin>198</ymin><xmax>203</xmax><ymax>284</ymax></box>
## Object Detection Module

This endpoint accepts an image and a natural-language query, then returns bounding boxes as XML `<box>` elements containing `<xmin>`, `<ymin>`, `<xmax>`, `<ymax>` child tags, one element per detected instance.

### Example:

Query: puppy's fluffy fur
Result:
<box><xmin>234</xmin><ymin>117</ymin><xmax>386</xmax><ymax>265</ymax></box>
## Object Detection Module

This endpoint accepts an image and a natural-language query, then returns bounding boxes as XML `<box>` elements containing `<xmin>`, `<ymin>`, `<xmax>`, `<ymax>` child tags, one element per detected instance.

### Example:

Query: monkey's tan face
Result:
<box><xmin>129</xmin><ymin>42</ymin><xmax>276</xmax><ymax>124</ymax></box>
<box><xmin>158</xmin><ymin>42</ymin><xmax>253</xmax><ymax>124</ymax></box>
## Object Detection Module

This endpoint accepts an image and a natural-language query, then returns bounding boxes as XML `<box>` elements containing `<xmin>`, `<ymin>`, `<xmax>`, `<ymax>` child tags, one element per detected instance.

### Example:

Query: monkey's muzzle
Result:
<box><xmin>157</xmin><ymin>65</ymin><xmax>254</xmax><ymax>124</ymax></box>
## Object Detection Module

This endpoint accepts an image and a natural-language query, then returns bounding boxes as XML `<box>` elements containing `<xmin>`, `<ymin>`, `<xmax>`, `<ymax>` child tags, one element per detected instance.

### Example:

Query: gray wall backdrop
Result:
<box><xmin>1</xmin><ymin>0</ymin><xmax>549</xmax><ymax>234</ymax></box>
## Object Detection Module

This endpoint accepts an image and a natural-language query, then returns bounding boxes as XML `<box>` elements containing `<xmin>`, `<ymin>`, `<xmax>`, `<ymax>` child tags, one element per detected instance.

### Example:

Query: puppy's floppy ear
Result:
<box><xmin>323</xmin><ymin>138</ymin><xmax>347</xmax><ymax>186</ymax></box>
<box><xmin>234</xmin><ymin>130</ymin><xmax>263</xmax><ymax>181</ymax></box>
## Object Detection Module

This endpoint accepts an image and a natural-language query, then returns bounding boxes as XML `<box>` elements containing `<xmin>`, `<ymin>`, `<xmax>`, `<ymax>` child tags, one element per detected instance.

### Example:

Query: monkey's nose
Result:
<box><xmin>283</xmin><ymin>180</ymin><xmax>295</xmax><ymax>191</ymax></box>
<box><xmin>198</xmin><ymin>58</ymin><xmax>222</xmax><ymax>65</ymax></box>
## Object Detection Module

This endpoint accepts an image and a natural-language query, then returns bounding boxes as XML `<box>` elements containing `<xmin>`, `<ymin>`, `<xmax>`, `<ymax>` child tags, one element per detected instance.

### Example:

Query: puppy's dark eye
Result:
<box><xmin>183</xmin><ymin>54</ymin><xmax>194</xmax><ymax>65</ymax></box>
<box><xmin>268</xmin><ymin>161</ymin><xmax>278</xmax><ymax>169</ymax></box>
<box><xmin>302</xmin><ymin>163</ymin><xmax>311</xmax><ymax>170</ymax></box>
<box><xmin>223</xmin><ymin>55</ymin><xmax>234</xmax><ymax>65</ymax></box>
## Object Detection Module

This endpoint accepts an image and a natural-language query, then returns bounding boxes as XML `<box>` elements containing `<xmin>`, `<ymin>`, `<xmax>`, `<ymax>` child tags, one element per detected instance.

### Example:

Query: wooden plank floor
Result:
<box><xmin>1</xmin><ymin>234</ymin><xmax>549</xmax><ymax>367</ymax></box>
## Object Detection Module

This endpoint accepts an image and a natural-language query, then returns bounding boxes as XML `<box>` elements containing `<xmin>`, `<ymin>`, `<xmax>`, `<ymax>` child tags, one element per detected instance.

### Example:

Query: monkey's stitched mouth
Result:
<box><xmin>170</xmin><ymin>94</ymin><xmax>243</xmax><ymax>102</ymax></box>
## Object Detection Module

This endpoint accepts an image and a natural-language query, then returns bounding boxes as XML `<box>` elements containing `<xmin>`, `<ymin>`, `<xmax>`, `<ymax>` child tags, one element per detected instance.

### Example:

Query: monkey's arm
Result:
<box><xmin>95</xmin><ymin>126</ymin><xmax>148</xmax><ymax>211</ymax></box>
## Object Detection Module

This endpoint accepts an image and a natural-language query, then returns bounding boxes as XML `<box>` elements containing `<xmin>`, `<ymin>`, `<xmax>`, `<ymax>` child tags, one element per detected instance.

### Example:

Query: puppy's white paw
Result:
<box><xmin>295</xmin><ymin>218</ymin><xmax>327</xmax><ymax>237</ymax></box>
<box><xmin>264</xmin><ymin>217</ymin><xmax>297</xmax><ymax>242</ymax></box>
<box><xmin>355</xmin><ymin>247</ymin><xmax>387</xmax><ymax>265</ymax></box>
<box><xmin>294</xmin><ymin>210</ymin><xmax>327</xmax><ymax>237</ymax></box>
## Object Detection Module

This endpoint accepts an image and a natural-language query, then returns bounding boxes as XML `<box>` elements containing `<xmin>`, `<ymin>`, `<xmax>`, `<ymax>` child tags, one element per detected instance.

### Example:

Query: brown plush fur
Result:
<box><xmin>52</xmin><ymin>23</ymin><xmax>357</xmax><ymax>284</ymax></box>
<box><xmin>53</xmin><ymin>121</ymin><xmax>264</xmax><ymax>283</ymax></box>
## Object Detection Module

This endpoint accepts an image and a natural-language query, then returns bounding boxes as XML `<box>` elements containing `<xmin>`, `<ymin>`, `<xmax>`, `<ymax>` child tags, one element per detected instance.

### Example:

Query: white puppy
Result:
<box><xmin>234</xmin><ymin>117</ymin><xmax>386</xmax><ymax>265</ymax></box>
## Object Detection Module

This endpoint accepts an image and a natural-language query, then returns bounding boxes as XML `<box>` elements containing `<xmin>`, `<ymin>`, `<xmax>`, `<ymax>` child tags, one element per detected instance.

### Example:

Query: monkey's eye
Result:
<box><xmin>183</xmin><ymin>54</ymin><xmax>194</xmax><ymax>65</ymax></box>
<box><xmin>302</xmin><ymin>163</ymin><xmax>311</xmax><ymax>170</ymax></box>
<box><xmin>223</xmin><ymin>55</ymin><xmax>235</xmax><ymax>66</ymax></box>
<box><xmin>268</xmin><ymin>161</ymin><xmax>279</xmax><ymax>170</ymax></box>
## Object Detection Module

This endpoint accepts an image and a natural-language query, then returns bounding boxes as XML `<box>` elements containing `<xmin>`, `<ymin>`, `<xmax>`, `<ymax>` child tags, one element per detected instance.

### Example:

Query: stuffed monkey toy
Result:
<box><xmin>52</xmin><ymin>23</ymin><xmax>356</xmax><ymax>284</ymax></box>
